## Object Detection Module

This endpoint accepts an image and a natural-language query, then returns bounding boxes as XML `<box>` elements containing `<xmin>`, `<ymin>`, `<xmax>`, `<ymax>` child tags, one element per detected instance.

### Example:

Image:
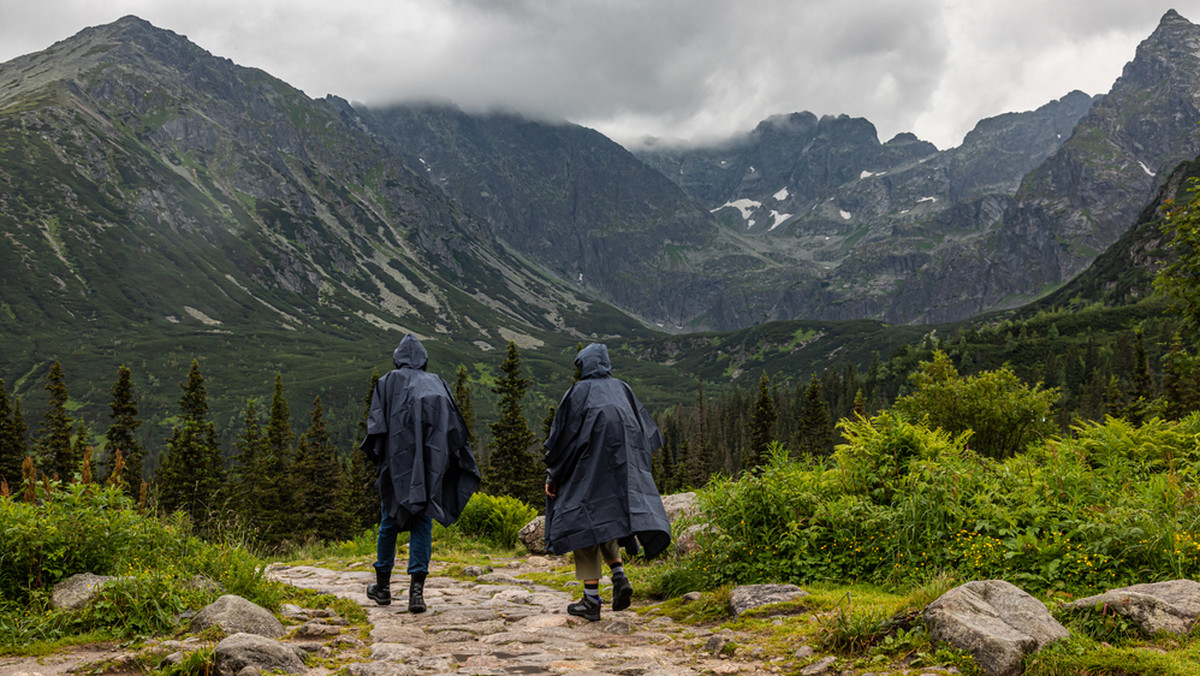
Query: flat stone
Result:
<box><xmin>51</xmin><ymin>573</ymin><xmax>115</xmax><ymax>610</ymax></box>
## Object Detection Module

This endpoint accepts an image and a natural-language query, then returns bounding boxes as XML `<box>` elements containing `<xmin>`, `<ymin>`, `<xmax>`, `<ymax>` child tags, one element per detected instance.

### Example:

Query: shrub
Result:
<box><xmin>451</xmin><ymin>493</ymin><xmax>537</xmax><ymax>549</ymax></box>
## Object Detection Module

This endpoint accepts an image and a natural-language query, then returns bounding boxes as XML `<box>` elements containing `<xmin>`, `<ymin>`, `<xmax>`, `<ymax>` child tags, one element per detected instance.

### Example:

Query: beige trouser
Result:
<box><xmin>572</xmin><ymin>540</ymin><xmax>620</xmax><ymax>580</ymax></box>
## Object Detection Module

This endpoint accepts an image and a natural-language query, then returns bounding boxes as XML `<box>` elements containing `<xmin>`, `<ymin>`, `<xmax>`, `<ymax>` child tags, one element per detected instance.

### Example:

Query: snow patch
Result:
<box><xmin>1139</xmin><ymin>161</ymin><xmax>1156</xmax><ymax>177</ymax></box>
<box><xmin>860</xmin><ymin>170</ymin><xmax>884</xmax><ymax>179</ymax></box>
<box><xmin>840</xmin><ymin>210</ymin><xmax>852</xmax><ymax>220</ymax></box>
<box><xmin>917</xmin><ymin>196</ymin><xmax>938</xmax><ymax>204</ymax></box>
<box><xmin>712</xmin><ymin>198</ymin><xmax>762</xmax><ymax>222</ymax></box>
<box><xmin>769</xmin><ymin>211</ymin><xmax>793</xmax><ymax>230</ymax></box>
<box><xmin>773</xmin><ymin>187</ymin><xmax>789</xmax><ymax>201</ymax></box>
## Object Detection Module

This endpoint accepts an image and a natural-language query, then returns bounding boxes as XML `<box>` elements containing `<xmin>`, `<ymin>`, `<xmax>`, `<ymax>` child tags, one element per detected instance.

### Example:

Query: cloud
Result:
<box><xmin>1</xmin><ymin>0</ymin><xmax>1198</xmax><ymax>149</ymax></box>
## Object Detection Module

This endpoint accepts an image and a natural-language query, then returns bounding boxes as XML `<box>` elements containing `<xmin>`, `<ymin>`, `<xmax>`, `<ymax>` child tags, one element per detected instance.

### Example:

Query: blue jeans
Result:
<box><xmin>374</xmin><ymin>503</ymin><xmax>432</xmax><ymax>576</ymax></box>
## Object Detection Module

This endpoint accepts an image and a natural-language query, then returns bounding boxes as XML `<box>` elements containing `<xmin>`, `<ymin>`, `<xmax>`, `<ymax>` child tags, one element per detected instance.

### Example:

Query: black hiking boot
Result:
<box><xmin>611</xmin><ymin>572</ymin><xmax>633</xmax><ymax>612</ymax></box>
<box><xmin>567</xmin><ymin>594</ymin><xmax>601</xmax><ymax>622</ymax></box>
<box><xmin>367</xmin><ymin>569</ymin><xmax>391</xmax><ymax>606</ymax></box>
<box><xmin>408</xmin><ymin>573</ymin><xmax>427</xmax><ymax>614</ymax></box>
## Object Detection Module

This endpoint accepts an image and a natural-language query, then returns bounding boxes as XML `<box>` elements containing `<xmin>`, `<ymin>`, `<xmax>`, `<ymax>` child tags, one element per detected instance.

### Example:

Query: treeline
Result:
<box><xmin>651</xmin><ymin>305</ymin><xmax>1200</xmax><ymax>493</ymax></box>
<box><xmin>0</xmin><ymin>340</ymin><xmax>560</xmax><ymax>549</ymax></box>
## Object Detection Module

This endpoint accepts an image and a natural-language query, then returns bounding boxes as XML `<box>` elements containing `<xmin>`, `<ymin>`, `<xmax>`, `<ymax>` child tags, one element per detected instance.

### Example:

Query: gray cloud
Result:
<box><xmin>1</xmin><ymin>0</ymin><xmax>1198</xmax><ymax>149</ymax></box>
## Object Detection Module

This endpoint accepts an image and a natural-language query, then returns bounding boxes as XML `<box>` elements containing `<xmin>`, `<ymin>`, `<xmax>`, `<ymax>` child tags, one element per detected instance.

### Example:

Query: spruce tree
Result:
<box><xmin>254</xmin><ymin>372</ymin><xmax>297</xmax><ymax>545</ymax></box>
<box><xmin>486</xmin><ymin>341</ymin><xmax>541</xmax><ymax>506</ymax></box>
<box><xmin>230</xmin><ymin>397</ymin><xmax>266</xmax><ymax>516</ymax></box>
<box><xmin>745</xmin><ymin>373</ymin><xmax>777</xmax><ymax>472</ymax></box>
<box><xmin>344</xmin><ymin>370</ymin><xmax>382</xmax><ymax>531</ymax></box>
<box><xmin>71</xmin><ymin>421</ymin><xmax>93</xmax><ymax>483</ymax></box>
<box><xmin>453</xmin><ymin>365</ymin><xmax>477</xmax><ymax>449</ymax></box>
<box><xmin>1161</xmin><ymin>334</ymin><xmax>1200</xmax><ymax>420</ymax></box>
<box><xmin>157</xmin><ymin>360</ymin><xmax>224</xmax><ymax>526</ymax></box>
<box><xmin>796</xmin><ymin>376</ymin><xmax>834</xmax><ymax>458</ymax></box>
<box><xmin>294</xmin><ymin>396</ymin><xmax>345</xmax><ymax>541</ymax></box>
<box><xmin>36</xmin><ymin>361</ymin><xmax>74</xmax><ymax>481</ymax></box>
<box><xmin>0</xmin><ymin>379</ymin><xmax>21</xmax><ymax>486</ymax></box>
<box><xmin>10</xmin><ymin>398</ymin><xmax>28</xmax><ymax>469</ymax></box>
<box><xmin>105</xmin><ymin>365</ymin><xmax>144</xmax><ymax>495</ymax></box>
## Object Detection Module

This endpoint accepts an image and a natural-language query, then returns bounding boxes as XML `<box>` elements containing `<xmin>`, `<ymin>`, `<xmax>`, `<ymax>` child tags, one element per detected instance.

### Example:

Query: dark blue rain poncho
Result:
<box><xmin>360</xmin><ymin>334</ymin><xmax>480</xmax><ymax>529</ymax></box>
<box><xmin>543</xmin><ymin>343</ymin><xmax>671</xmax><ymax>558</ymax></box>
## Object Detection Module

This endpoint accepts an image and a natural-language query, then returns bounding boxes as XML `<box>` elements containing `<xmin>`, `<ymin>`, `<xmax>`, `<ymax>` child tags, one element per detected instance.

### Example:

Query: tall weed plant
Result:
<box><xmin>677</xmin><ymin>412</ymin><xmax>1200</xmax><ymax>595</ymax></box>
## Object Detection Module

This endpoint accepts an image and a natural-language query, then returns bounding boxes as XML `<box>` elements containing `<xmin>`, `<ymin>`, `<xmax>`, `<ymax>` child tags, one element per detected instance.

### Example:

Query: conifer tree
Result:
<box><xmin>105</xmin><ymin>365</ymin><xmax>144</xmax><ymax>495</ymax></box>
<box><xmin>344</xmin><ymin>370</ymin><xmax>382</xmax><ymax>531</ymax></box>
<box><xmin>1161</xmin><ymin>333</ymin><xmax>1200</xmax><ymax>420</ymax></box>
<box><xmin>294</xmin><ymin>395</ymin><xmax>345</xmax><ymax>541</ymax></box>
<box><xmin>486</xmin><ymin>341</ymin><xmax>541</xmax><ymax>506</ymax></box>
<box><xmin>157</xmin><ymin>359</ymin><xmax>224</xmax><ymax>526</ymax></box>
<box><xmin>745</xmin><ymin>373</ymin><xmax>777</xmax><ymax>472</ymax></box>
<box><xmin>453</xmin><ymin>365</ymin><xmax>477</xmax><ymax>449</ymax></box>
<box><xmin>10</xmin><ymin>397</ymin><xmax>28</xmax><ymax>468</ymax></box>
<box><xmin>36</xmin><ymin>361</ymin><xmax>74</xmax><ymax>480</ymax></box>
<box><xmin>253</xmin><ymin>372</ymin><xmax>297</xmax><ymax>545</ymax></box>
<box><xmin>0</xmin><ymin>379</ymin><xmax>22</xmax><ymax>486</ymax></box>
<box><xmin>796</xmin><ymin>376</ymin><xmax>834</xmax><ymax>458</ymax></box>
<box><xmin>70</xmin><ymin>421</ymin><xmax>93</xmax><ymax>483</ymax></box>
<box><xmin>230</xmin><ymin>397</ymin><xmax>266</xmax><ymax>515</ymax></box>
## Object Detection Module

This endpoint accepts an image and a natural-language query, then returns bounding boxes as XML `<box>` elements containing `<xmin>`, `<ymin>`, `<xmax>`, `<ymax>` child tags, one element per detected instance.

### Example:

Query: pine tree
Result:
<box><xmin>254</xmin><ymin>372</ymin><xmax>297</xmax><ymax>545</ymax></box>
<box><xmin>486</xmin><ymin>341</ymin><xmax>541</xmax><ymax>506</ymax></box>
<box><xmin>36</xmin><ymin>361</ymin><xmax>74</xmax><ymax>481</ymax></box>
<box><xmin>230</xmin><ymin>397</ymin><xmax>266</xmax><ymax>516</ymax></box>
<box><xmin>1161</xmin><ymin>333</ymin><xmax>1200</xmax><ymax>420</ymax></box>
<box><xmin>453</xmin><ymin>365</ymin><xmax>477</xmax><ymax>449</ymax></box>
<box><xmin>10</xmin><ymin>398</ymin><xmax>28</xmax><ymax>470</ymax></box>
<box><xmin>745</xmin><ymin>373</ymin><xmax>777</xmax><ymax>472</ymax></box>
<box><xmin>70</xmin><ymin>421</ymin><xmax>93</xmax><ymax>483</ymax></box>
<box><xmin>294</xmin><ymin>395</ymin><xmax>345</xmax><ymax>541</ymax></box>
<box><xmin>157</xmin><ymin>360</ymin><xmax>224</xmax><ymax>526</ymax></box>
<box><xmin>796</xmin><ymin>376</ymin><xmax>834</xmax><ymax>458</ymax></box>
<box><xmin>105</xmin><ymin>365</ymin><xmax>144</xmax><ymax>495</ymax></box>
<box><xmin>0</xmin><ymin>379</ymin><xmax>21</xmax><ymax>486</ymax></box>
<box><xmin>344</xmin><ymin>370</ymin><xmax>382</xmax><ymax>531</ymax></box>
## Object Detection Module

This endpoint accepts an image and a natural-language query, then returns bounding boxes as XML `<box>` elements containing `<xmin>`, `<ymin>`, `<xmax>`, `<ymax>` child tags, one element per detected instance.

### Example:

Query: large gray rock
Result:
<box><xmin>924</xmin><ymin>580</ymin><xmax>1068</xmax><ymax>676</ymax></box>
<box><xmin>674</xmin><ymin>524</ymin><xmax>714</xmax><ymax>557</ymax></box>
<box><xmin>192</xmin><ymin>595</ymin><xmax>285</xmax><ymax>638</ymax></box>
<box><xmin>728</xmin><ymin>583</ymin><xmax>808</xmax><ymax>616</ymax></box>
<box><xmin>51</xmin><ymin>572</ymin><xmax>115</xmax><ymax>610</ymax></box>
<box><xmin>660</xmin><ymin>492</ymin><xmax>700</xmax><ymax>523</ymax></box>
<box><xmin>1061</xmin><ymin>579</ymin><xmax>1200</xmax><ymax>635</ymax></box>
<box><xmin>517</xmin><ymin>516</ymin><xmax>548</xmax><ymax>555</ymax></box>
<box><xmin>213</xmin><ymin>633</ymin><xmax>306</xmax><ymax>676</ymax></box>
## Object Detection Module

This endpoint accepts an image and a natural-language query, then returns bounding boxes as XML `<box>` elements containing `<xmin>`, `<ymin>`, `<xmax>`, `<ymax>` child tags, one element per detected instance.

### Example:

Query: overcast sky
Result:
<box><xmin>2</xmin><ymin>1</ymin><xmax>1198</xmax><ymax>150</ymax></box>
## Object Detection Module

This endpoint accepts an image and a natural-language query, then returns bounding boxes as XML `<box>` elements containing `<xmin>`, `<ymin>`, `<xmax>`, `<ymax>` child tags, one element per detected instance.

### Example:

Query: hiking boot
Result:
<box><xmin>367</xmin><ymin>569</ymin><xmax>391</xmax><ymax>605</ymax></box>
<box><xmin>366</xmin><ymin>583</ymin><xmax>391</xmax><ymax>605</ymax></box>
<box><xmin>408</xmin><ymin>574</ymin><xmax>427</xmax><ymax>614</ymax></box>
<box><xmin>612</xmin><ymin>573</ymin><xmax>633</xmax><ymax>612</ymax></box>
<box><xmin>567</xmin><ymin>594</ymin><xmax>601</xmax><ymax>622</ymax></box>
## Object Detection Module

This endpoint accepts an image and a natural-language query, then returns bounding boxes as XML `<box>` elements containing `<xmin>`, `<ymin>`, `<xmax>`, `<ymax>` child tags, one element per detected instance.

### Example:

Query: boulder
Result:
<box><xmin>517</xmin><ymin>516</ymin><xmax>548</xmax><ymax>554</ymax></box>
<box><xmin>192</xmin><ymin>595</ymin><xmax>285</xmax><ymax>638</ymax></box>
<box><xmin>52</xmin><ymin>572</ymin><xmax>115</xmax><ymax>610</ymax></box>
<box><xmin>1060</xmin><ymin>579</ymin><xmax>1200</xmax><ymax>635</ymax></box>
<box><xmin>924</xmin><ymin>580</ymin><xmax>1068</xmax><ymax>676</ymax></box>
<box><xmin>660</xmin><ymin>492</ymin><xmax>700</xmax><ymax>523</ymax></box>
<box><xmin>213</xmin><ymin>633</ymin><xmax>306</xmax><ymax>676</ymax></box>
<box><xmin>674</xmin><ymin>524</ymin><xmax>714</xmax><ymax>557</ymax></box>
<box><xmin>728</xmin><ymin>583</ymin><xmax>808</xmax><ymax>616</ymax></box>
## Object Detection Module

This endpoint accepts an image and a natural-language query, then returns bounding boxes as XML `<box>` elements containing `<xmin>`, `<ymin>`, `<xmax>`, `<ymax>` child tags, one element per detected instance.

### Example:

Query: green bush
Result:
<box><xmin>0</xmin><ymin>481</ymin><xmax>281</xmax><ymax>652</ymax></box>
<box><xmin>450</xmin><ymin>493</ymin><xmax>537</xmax><ymax>549</ymax></box>
<box><xmin>670</xmin><ymin>412</ymin><xmax>1200</xmax><ymax>595</ymax></box>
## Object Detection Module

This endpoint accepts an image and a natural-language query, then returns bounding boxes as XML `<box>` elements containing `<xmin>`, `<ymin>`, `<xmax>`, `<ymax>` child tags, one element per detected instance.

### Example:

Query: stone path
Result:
<box><xmin>267</xmin><ymin>558</ymin><xmax>771</xmax><ymax>676</ymax></box>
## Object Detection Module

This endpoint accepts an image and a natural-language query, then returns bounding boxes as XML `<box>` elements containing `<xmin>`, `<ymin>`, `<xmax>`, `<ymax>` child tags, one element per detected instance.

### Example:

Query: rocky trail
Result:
<box><xmin>0</xmin><ymin>555</ymin><xmax>833</xmax><ymax>676</ymax></box>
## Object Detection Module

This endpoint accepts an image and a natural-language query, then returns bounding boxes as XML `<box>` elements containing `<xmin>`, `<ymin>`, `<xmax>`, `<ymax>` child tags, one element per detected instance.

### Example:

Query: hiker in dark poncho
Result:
<box><xmin>544</xmin><ymin>343</ymin><xmax>671</xmax><ymax>622</ymax></box>
<box><xmin>360</xmin><ymin>334</ymin><xmax>480</xmax><ymax>612</ymax></box>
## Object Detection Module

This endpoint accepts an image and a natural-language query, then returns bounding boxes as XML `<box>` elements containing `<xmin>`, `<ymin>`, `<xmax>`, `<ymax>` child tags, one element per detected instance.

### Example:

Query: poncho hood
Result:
<box><xmin>574</xmin><ymin>343</ymin><xmax>612</xmax><ymax>379</ymax></box>
<box><xmin>393</xmin><ymin>334</ymin><xmax>428</xmax><ymax>370</ymax></box>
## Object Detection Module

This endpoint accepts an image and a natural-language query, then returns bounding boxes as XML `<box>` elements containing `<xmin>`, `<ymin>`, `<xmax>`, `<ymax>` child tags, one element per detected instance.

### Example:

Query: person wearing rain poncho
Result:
<box><xmin>360</xmin><ymin>334</ymin><xmax>480</xmax><ymax>612</ymax></box>
<box><xmin>543</xmin><ymin>343</ymin><xmax>671</xmax><ymax>622</ymax></box>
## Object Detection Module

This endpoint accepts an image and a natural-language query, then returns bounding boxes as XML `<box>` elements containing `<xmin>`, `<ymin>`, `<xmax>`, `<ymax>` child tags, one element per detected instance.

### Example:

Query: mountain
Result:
<box><xmin>0</xmin><ymin>16</ymin><xmax>656</xmax><ymax>439</ymax></box>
